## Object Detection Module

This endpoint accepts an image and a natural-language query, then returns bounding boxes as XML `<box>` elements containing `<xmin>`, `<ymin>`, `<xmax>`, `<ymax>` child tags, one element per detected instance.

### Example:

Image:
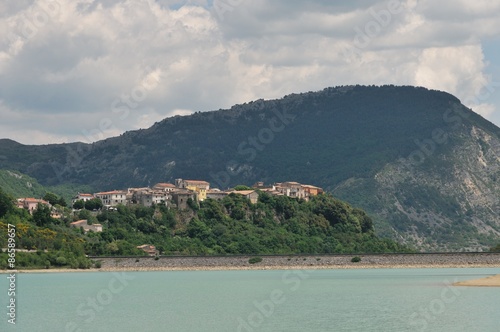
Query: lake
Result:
<box><xmin>1</xmin><ymin>268</ymin><xmax>499</xmax><ymax>331</ymax></box>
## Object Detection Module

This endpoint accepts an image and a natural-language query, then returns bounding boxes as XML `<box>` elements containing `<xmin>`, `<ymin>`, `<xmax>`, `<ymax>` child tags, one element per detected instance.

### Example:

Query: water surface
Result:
<box><xmin>1</xmin><ymin>268</ymin><xmax>499</xmax><ymax>331</ymax></box>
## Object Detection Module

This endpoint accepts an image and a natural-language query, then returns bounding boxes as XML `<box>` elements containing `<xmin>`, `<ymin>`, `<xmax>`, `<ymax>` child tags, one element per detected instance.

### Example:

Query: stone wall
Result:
<box><xmin>94</xmin><ymin>253</ymin><xmax>500</xmax><ymax>270</ymax></box>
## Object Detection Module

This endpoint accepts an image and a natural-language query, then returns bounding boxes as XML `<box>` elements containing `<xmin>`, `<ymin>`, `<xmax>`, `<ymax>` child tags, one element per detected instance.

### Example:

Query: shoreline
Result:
<box><xmin>453</xmin><ymin>274</ymin><xmax>500</xmax><ymax>287</ymax></box>
<box><xmin>3</xmin><ymin>253</ymin><xmax>500</xmax><ymax>273</ymax></box>
<box><xmin>3</xmin><ymin>263</ymin><xmax>500</xmax><ymax>274</ymax></box>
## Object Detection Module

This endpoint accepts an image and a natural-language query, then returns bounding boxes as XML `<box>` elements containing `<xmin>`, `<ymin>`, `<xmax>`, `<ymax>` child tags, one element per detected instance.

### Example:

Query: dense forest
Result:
<box><xmin>1</xmin><ymin>187</ymin><xmax>411</xmax><ymax>269</ymax></box>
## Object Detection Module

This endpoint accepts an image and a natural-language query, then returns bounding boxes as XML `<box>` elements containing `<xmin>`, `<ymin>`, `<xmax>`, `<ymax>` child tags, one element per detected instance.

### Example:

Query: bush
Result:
<box><xmin>94</xmin><ymin>261</ymin><xmax>102</xmax><ymax>269</ymax></box>
<box><xmin>55</xmin><ymin>256</ymin><xmax>67</xmax><ymax>266</ymax></box>
<box><xmin>77</xmin><ymin>257</ymin><xmax>91</xmax><ymax>269</ymax></box>
<box><xmin>248</xmin><ymin>257</ymin><xmax>263</xmax><ymax>264</ymax></box>
<box><xmin>351</xmin><ymin>256</ymin><xmax>361</xmax><ymax>263</ymax></box>
<box><xmin>490</xmin><ymin>244</ymin><xmax>500</xmax><ymax>252</ymax></box>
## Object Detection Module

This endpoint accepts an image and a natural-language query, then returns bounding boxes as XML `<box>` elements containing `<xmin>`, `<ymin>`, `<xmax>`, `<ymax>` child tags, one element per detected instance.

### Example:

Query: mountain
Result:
<box><xmin>0</xmin><ymin>169</ymin><xmax>47</xmax><ymax>198</ymax></box>
<box><xmin>1</xmin><ymin>85</ymin><xmax>499</xmax><ymax>250</ymax></box>
<box><xmin>0</xmin><ymin>169</ymin><xmax>92</xmax><ymax>203</ymax></box>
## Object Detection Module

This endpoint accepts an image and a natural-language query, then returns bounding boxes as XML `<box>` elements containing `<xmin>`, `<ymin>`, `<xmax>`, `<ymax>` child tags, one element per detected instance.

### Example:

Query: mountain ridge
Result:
<box><xmin>1</xmin><ymin>85</ymin><xmax>499</xmax><ymax>250</ymax></box>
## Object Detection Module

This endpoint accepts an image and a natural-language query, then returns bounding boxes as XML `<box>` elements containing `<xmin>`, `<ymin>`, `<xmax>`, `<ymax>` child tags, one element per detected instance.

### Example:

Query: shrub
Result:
<box><xmin>248</xmin><ymin>257</ymin><xmax>263</xmax><ymax>264</ymax></box>
<box><xmin>55</xmin><ymin>256</ymin><xmax>67</xmax><ymax>266</ymax></box>
<box><xmin>154</xmin><ymin>256</ymin><xmax>159</xmax><ymax>261</ymax></box>
<box><xmin>490</xmin><ymin>244</ymin><xmax>500</xmax><ymax>252</ymax></box>
<box><xmin>94</xmin><ymin>261</ymin><xmax>102</xmax><ymax>268</ymax></box>
<box><xmin>351</xmin><ymin>256</ymin><xmax>361</xmax><ymax>263</ymax></box>
<box><xmin>77</xmin><ymin>257</ymin><xmax>91</xmax><ymax>269</ymax></box>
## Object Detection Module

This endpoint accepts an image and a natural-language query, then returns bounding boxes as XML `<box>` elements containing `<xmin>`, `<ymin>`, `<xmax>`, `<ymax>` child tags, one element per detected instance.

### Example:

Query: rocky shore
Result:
<box><xmin>4</xmin><ymin>253</ymin><xmax>500</xmax><ymax>273</ymax></box>
<box><xmin>94</xmin><ymin>253</ymin><xmax>500</xmax><ymax>272</ymax></box>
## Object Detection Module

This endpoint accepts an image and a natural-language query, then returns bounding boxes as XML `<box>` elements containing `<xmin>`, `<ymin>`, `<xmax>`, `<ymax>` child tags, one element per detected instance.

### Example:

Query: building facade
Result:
<box><xmin>95</xmin><ymin>190</ymin><xmax>128</xmax><ymax>207</ymax></box>
<box><xmin>16</xmin><ymin>198</ymin><xmax>51</xmax><ymax>214</ymax></box>
<box><xmin>175</xmin><ymin>179</ymin><xmax>210</xmax><ymax>201</ymax></box>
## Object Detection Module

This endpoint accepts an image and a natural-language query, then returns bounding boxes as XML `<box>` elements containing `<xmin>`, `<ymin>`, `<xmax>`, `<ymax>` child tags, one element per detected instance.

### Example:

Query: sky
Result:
<box><xmin>1</xmin><ymin>0</ymin><xmax>500</xmax><ymax>145</ymax></box>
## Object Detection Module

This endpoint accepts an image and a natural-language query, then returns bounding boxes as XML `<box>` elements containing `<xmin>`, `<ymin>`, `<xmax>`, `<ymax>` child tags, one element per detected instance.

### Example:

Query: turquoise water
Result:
<box><xmin>1</xmin><ymin>268</ymin><xmax>499</xmax><ymax>331</ymax></box>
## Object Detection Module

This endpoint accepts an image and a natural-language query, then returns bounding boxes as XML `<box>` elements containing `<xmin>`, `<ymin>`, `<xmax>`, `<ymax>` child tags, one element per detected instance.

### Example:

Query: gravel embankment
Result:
<box><xmin>94</xmin><ymin>253</ymin><xmax>500</xmax><ymax>271</ymax></box>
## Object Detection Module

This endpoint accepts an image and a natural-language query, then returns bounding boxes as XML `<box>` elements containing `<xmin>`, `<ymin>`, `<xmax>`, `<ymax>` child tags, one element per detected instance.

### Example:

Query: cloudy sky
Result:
<box><xmin>1</xmin><ymin>0</ymin><xmax>499</xmax><ymax>144</ymax></box>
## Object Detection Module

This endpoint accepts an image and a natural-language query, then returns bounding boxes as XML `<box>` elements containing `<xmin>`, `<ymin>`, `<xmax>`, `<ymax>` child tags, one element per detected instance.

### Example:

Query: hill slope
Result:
<box><xmin>1</xmin><ymin>85</ymin><xmax>499</xmax><ymax>250</ymax></box>
<box><xmin>0</xmin><ymin>169</ymin><xmax>92</xmax><ymax>203</ymax></box>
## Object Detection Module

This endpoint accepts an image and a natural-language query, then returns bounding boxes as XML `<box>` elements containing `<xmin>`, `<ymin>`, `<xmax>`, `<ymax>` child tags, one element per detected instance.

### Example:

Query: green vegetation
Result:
<box><xmin>0</xmin><ymin>187</ymin><xmax>92</xmax><ymax>269</ymax></box>
<box><xmin>0</xmin><ymin>169</ymin><xmax>92</xmax><ymax>205</ymax></box>
<box><xmin>62</xmin><ymin>191</ymin><xmax>408</xmax><ymax>257</ymax></box>
<box><xmin>248</xmin><ymin>257</ymin><xmax>263</xmax><ymax>264</ymax></box>
<box><xmin>73</xmin><ymin>198</ymin><xmax>103</xmax><ymax>211</ymax></box>
<box><xmin>351</xmin><ymin>256</ymin><xmax>361</xmax><ymax>263</ymax></box>
<box><xmin>234</xmin><ymin>185</ymin><xmax>253</xmax><ymax>191</ymax></box>
<box><xmin>490</xmin><ymin>244</ymin><xmax>500</xmax><ymax>252</ymax></box>
<box><xmin>0</xmin><ymin>170</ymin><xmax>48</xmax><ymax>199</ymax></box>
<box><xmin>1</xmin><ymin>185</ymin><xmax>410</xmax><ymax>270</ymax></box>
<box><xmin>43</xmin><ymin>192</ymin><xmax>67</xmax><ymax>207</ymax></box>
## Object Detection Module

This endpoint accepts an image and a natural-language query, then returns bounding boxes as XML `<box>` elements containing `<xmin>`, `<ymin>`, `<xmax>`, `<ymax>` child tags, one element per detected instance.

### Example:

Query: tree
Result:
<box><xmin>0</xmin><ymin>188</ymin><xmax>13</xmax><ymax>218</ymax></box>
<box><xmin>43</xmin><ymin>192</ymin><xmax>59</xmax><ymax>206</ymax></box>
<box><xmin>32</xmin><ymin>203</ymin><xmax>54</xmax><ymax>227</ymax></box>
<box><xmin>57</xmin><ymin>197</ymin><xmax>67</xmax><ymax>207</ymax></box>
<box><xmin>73</xmin><ymin>199</ymin><xmax>84</xmax><ymax>210</ymax></box>
<box><xmin>85</xmin><ymin>198</ymin><xmax>103</xmax><ymax>211</ymax></box>
<box><xmin>78</xmin><ymin>209</ymin><xmax>92</xmax><ymax>221</ymax></box>
<box><xmin>234</xmin><ymin>185</ymin><xmax>252</xmax><ymax>191</ymax></box>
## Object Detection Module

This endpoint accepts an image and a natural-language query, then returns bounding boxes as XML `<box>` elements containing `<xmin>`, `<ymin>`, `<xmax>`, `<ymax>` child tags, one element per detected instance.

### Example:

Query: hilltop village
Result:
<box><xmin>15</xmin><ymin>180</ymin><xmax>323</xmax><ymax>214</ymax></box>
<box><xmin>12</xmin><ymin>180</ymin><xmax>324</xmax><ymax>255</ymax></box>
<box><xmin>73</xmin><ymin>179</ymin><xmax>324</xmax><ymax>210</ymax></box>
<box><xmin>15</xmin><ymin>179</ymin><xmax>323</xmax><ymax>225</ymax></box>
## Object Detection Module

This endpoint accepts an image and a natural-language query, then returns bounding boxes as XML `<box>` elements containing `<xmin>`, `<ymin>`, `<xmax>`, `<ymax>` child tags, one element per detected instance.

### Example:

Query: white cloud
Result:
<box><xmin>414</xmin><ymin>45</ymin><xmax>488</xmax><ymax>97</ymax></box>
<box><xmin>0</xmin><ymin>0</ymin><xmax>499</xmax><ymax>144</ymax></box>
<box><xmin>473</xmin><ymin>103</ymin><xmax>496</xmax><ymax>119</ymax></box>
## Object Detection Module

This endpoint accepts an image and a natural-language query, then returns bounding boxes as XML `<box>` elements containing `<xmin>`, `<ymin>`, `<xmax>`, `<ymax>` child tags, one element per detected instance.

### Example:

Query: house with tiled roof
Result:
<box><xmin>95</xmin><ymin>190</ymin><xmax>127</xmax><ymax>207</ymax></box>
<box><xmin>175</xmin><ymin>179</ymin><xmax>210</xmax><ymax>201</ymax></box>
<box><xmin>153</xmin><ymin>183</ymin><xmax>177</xmax><ymax>192</ymax></box>
<box><xmin>274</xmin><ymin>182</ymin><xmax>306</xmax><ymax>199</ymax></box>
<box><xmin>72</xmin><ymin>193</ymin><xmax>95</xmax><ymax>205</ymax></box>
<box><xmin>207</xmin><ymin>189</ymin><xmax>229</xmax><ymax>201</ymax></box>
<box><xmin>301</xmin><ymin>184</ymin><xmax>323</xmax><ymax>196</ymax></box>
<box><xmin>16</xmin><ymin>198</ymin><xmax>51</xmax><ymax>214</ymax></box>
<box><xmin>130</xmin><ymin>188</ymin><xmax>170</xmax><ymax>207</ymax></box>
<box><xmin>253</xmin><ymin>181</ymin><xmax>323</xmax><ymax>200</ymax></box>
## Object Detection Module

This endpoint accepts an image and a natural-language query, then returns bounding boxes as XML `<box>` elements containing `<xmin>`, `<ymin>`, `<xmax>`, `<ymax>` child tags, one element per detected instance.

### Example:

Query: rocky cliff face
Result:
<box><xmin>335</xmin><ymin>123</ymin><xmax>500</xmax><ymax>251</ymax></box>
